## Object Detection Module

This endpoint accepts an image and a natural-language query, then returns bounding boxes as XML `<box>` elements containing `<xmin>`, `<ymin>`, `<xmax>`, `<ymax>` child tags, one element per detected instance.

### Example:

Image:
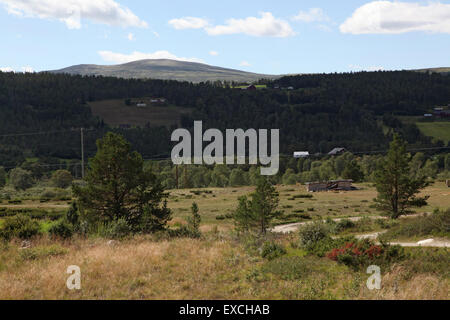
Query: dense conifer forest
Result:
<box><xmin>0</xmin><ymin>70</ymin><xmax>449</xmax><ymax>168</ymax></box>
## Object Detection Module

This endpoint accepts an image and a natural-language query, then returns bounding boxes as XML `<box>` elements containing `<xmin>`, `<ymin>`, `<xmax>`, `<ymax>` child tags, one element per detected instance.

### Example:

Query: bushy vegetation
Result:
<box><xmin>150</xmin><ymin>151</ymin><xmax>450</xmax><ymax>190</ymax></box>
<box><xmin>0</xmin><ymin>214</ymin><xmax>41</xmax><ymax>241</ymax></box>
<box><xmin>380</xmin><ymin>208</ymin><xmax>450</xmax><ymax>241</ymax></box>
<box><xmin>51</xmin><ymin>170</ymin><xmax>73</xmax><ymax>189</ymax></box>
<box><xmin>325</xmin><ymin>239</ymin><xmax>405</xmax><ymax>270</ymax></box>
<box><xmin>261</xmin><ymin>241</ymin><xmax>287</xmax><ymax>260</ymax></box>
<box><xmin>48</xmin><ymin>220</ymin><xmax>74</xmax><ymax>239</ymax></box>
<box><xmin>298</xmin><ymin>220</ymin><xmax>405</xmax><ymax>270</ymax></box>
<box><xmin>298</xmin><ymin>222</ymin><xmax>331</xmax><ymax>249</ymax></box>
<box><xmin>0</xmin><ymin>208</ymin><xmax>65</xmax><ymax>221</ymax></box>
<box><xmin>9</xmin><ymin>168</ymin><xmax>34</xmax><ymax>190</ymax></box>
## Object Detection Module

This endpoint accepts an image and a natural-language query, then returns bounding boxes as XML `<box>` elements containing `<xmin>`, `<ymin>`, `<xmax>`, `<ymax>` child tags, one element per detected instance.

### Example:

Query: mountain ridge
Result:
<box><xmin>48</xmin><ymin>59</ymin><xmax>280</xmax><ymax>83</ymax></box>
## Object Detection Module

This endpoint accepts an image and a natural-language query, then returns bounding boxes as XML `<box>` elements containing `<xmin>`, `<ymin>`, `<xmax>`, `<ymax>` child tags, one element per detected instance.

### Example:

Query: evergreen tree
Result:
<box><xmin>186</xmin><ymin>202</ymin><xmax>201</xmax><ymax>234</ymax></box>
<box><xmin>73</xmin><ymin>132</ymin><xmax>171</xmax><ymax>232</ymax></box>
<box><xmin>233</xmin><ymin>177</ymin><xmax>280</xmax><ymax>235</ymax></box>
<box><xmin>374</xmin><ymin>134</ymin><xmax>429</xmax><ymax>219</ymax></box>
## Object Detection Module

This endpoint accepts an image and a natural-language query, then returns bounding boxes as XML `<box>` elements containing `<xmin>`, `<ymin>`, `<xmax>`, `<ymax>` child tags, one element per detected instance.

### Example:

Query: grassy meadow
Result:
<box><xmin>0</xmin><ymin>182</ymin><xmax>448</xmax><ymax>300</ymax></box>
<box><xmin>415</xmin><ymin>122</ymin><xmax>450</xmax><ymax>144</ymax></box>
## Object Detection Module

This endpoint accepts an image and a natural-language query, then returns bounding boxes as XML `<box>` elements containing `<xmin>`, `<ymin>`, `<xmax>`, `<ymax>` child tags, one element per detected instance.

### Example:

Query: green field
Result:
<box><xmin>232</xmin><ymin>84</ymin><xmax>267</xmax><ymax>89</ymax></box>
<box><xmin>88</xmin><ymin>99</ymin><xmax>193</xmax><ymax>128</ymax></box>
<box><xmin>415</xmin><ymin>122</ymin><xmax>450</xmax><ymax>143</ymax></box>
<box><xmin>397</xmin><ymin>116</ymin><xmax>450</xmax><ymax>143</ymax></box>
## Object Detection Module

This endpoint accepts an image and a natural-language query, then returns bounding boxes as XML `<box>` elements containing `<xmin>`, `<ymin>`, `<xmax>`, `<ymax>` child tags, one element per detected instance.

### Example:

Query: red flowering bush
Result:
<box><xmin>326</xmin><ymin>240</ymin><xmax>384</xmax><ymax>269</ymax></box>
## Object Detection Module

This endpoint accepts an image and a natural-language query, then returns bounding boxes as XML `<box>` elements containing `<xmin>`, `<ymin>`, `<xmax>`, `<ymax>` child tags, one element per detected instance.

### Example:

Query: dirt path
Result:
<box><xmin>271</xmin><ymin>216</ymin><xmax>385</xmax><ymax>234</ymax></box>
<box><xmin>354</xmin><ymin>232</ymin><xmax>450</xmax><ymax>247</ymax></box>
<box><xmin>271</xmin><ymin>213</ymin><xmax>426</xmax><ymax>234</ymax></box>
<box><xmin>272</xmin><ymin>214</ymin><xmax>449</xmax><ymax>247</ymax></box>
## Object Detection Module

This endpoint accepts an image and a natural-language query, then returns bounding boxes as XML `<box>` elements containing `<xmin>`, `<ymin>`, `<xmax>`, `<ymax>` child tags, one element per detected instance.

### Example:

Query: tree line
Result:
<box><xmin>1</xmin><ymin>70</ymin><xmax>450</xmax><ymax>168</ymax></box>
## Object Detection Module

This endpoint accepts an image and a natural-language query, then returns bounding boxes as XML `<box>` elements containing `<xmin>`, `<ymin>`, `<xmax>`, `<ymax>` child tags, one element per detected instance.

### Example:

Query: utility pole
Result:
<box><xmin>81</xmin><ymin>128</ymin><xmax>85</xmax><ymax>179</ymax></box>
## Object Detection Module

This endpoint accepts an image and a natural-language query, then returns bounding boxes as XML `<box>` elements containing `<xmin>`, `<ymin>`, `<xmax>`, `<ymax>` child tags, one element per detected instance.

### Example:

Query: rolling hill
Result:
<box><xmin>48</xmin><ymin>59</ymin><xmax>279</xmax><ymax>83</ymax></box>
<box><xmin>413</xmin><ymin>67</ymin><xmax>450</xmax><ymax>74</ymax></box>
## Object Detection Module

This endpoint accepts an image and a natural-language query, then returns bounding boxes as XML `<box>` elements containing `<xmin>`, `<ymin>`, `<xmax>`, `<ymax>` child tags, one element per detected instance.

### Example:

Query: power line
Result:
<box><xmin>2</xmin><ymin>162</ymin><xmax>82</xmax><ymax>170</ymax></box>
<box><xmin>0</xmin><ymin>128</ymin><xmax>96</xmax><ymax>138</ymax></box>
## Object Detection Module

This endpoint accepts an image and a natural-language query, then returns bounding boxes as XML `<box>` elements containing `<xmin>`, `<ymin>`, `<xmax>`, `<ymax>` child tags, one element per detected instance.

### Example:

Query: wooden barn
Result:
<box><xmin>306</xmin><ymin>179</ymin><xmax>354</xmax><ymax>192</ymax></box>
<box><xmin>305</xmin><ymin>182</ymin><xmax>328</xmax><ymax>192</ymax></box>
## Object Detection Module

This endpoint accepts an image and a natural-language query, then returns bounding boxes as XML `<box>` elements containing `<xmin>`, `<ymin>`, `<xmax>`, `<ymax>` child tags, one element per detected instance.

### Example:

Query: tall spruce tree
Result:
<box><xmin>374</xmin><ymin>134</ymin><xmax>429</xmax><ymax>219</ymax></box>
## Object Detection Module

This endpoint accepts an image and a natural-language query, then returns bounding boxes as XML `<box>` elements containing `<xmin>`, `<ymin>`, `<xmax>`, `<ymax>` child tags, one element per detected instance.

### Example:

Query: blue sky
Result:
<box><xmin>1</xmin><ymin>0</ymin><xmax>450</xmax><ymax>75</ymax></box>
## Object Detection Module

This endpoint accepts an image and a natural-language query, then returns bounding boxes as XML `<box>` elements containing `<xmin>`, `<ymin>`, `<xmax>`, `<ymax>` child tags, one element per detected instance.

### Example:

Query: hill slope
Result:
<box><xmin>49</xmin><ymin>59</ymin><xmax>278</xmax><ymax>83</ymax></box>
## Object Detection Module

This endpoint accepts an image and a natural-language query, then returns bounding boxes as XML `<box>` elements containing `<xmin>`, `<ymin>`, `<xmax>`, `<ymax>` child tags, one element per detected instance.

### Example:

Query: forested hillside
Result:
<box><xmin>0</xmin><ymin>70</ymin><xmax>449</xmax><ymax>169</ymax></box>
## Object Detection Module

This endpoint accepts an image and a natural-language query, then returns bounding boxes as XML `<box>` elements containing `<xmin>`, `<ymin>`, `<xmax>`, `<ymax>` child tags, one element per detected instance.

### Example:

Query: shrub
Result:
<box><xmin>0</xmin><ymin>214</ymin><xmax>40</xmax><ymax>240</ymax></box>
<box><xmin>49</xmin><ymin>220</ymin><xmax>73</xmax><ymax>239</ymax></box>
<box><xmin>262</xmin><ymin>256</ymin><xmax>318</xmax><ymax>280</ymax></box>
<box><xmin>380</xmin><ymin>208</ymin><xmax>450</xmax><ymax>241</ymax></box>
<box><xmin>40</xmin><ymin>188</ymin><xmax>71</xmax><ymax>201</ymax></box>
<box><xmin>66</xmin><ymin>202</ymin><xmax>80</xmax><ymax>227</ymax></box>
<box><xmin>298</xmin><ymin>222</ymin><xmax>330</xmax><ymax>248</ymax></box>
<box><xmin>19</xmin><ymin>245</ymin><xmax>68</xmax><ymax>261</ymax></box>
<box><xmin>99</xmin><ymin>218</ymin><xmax>132</xmax><ymax>239</ymax></box>
<box><xmin>51</xmin><ymin>170</ymin><xmax>73</xmax><ymax>189</ymax></box>
<box><xmin>306</xmin><ymin>235</ymin><xmax>353</xmax><ymax>257</ymax></box>
<box><xmin>167</xmin><ymin>225</ymin><xmax>201</xmax><ymax>239</ymax></box>
<box><xmin>9</xmin><ymin>168</ymin><xmax>34</xmax><ymax>190</ymax></box>
<box><xmin>326</xmin><ymin>239</ymin><xmax>405</xmax><ymax>270</ymax></box>
<box><xmin>261</xmin><ymin>241</ymin><xmax>287</xmax><ymax>260</ymax></box>
<box><xmin>336</xmin><ymin>219</ymin><xmax>356</xmax><ymax>232</ymax></box>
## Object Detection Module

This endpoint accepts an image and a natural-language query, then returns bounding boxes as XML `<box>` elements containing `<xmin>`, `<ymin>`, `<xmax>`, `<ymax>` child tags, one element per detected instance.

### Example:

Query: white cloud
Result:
<box><xmin>209</xmin><ymin>50</ymin><xmax>219</xmax><ymax>56</ymax></box>
<box><xmin>168</xmin><ymin>17</ymin><xmax>209</xmax><ymax>30</ymax></box>
<box><xmin>0</xmin><ymin>66</ymin><xmax>34</xmax><ymax>73</ymax></box>
<box><xmin>127</xmin><ymin>32</ymin><xmax>135</xmax><ymax>41</ymax></box>
<box><xmin>240</xmin><ymin>61</ymin><xmax>251</xmax><ymax>67</ymax></box>
<box><xmin>349</xmin><ymin>64</ymin><xmax>384</xmax><ymax>72</ymax></box>
<box><xmin>205</xmin><ymin>12</ymin><xmax>295</xmax><ymax>37</ymax></box>
<box><xmin>340</xmin><ymin>1</ymin><xmax>450</xmax><ymax>34</ymax></box>
<box><xmin>152</xmin><ymin>31</ymin><xmax>160</xmax><ymax>38</ymax></box>
<box><xmin>293</xmin><ymin>8</ymin><xmax>329</xmax><ymax>23</ymax></box>
<box><xmin>0</xmin><ymin>0</ymin><xmax>148</xmax><ymax>29</ymax></box>
<box><xmin>0</xmin><ymin>66</ymin><xmax>14</xmax><ymax>72</ymax></box>
<box><xmin>98</xmin><ymin>50</ymin><xmax>204</xmax><ymax>64</ymax></box>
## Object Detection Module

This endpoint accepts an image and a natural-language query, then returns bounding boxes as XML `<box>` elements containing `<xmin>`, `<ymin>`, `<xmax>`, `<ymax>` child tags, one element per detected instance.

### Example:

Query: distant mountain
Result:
<box><xmin>48</xmin><ymin>59</ymin><xmax>279</xmax><ymax>83</ymax></box>
<box><xmin>413</xmin><ymin>67</ymin><xmax>450</xmax><ymax>74</ymax></box>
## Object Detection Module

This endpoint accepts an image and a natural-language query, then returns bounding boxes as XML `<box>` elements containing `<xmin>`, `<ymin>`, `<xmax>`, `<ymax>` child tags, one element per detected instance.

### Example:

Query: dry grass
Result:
<box><xmin>0</xmin><ymin>182</ymin><xmax>448</xmax><ymax>300</ymax></box>
<box><xmin>359</xmin><ymin>265</ymin><xmax>449</xmax><ymax>300</ymax></box>
<box><xmin>0</xmin><ymin>234</ymin><xmax>448</xmax><ymax>300</ymax></box>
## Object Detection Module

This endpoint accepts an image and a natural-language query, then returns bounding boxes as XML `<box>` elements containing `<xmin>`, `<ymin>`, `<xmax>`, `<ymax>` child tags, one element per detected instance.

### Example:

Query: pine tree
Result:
<box><xmin>233</xmin><ymin>177</ymin><xmax>280</xmax><ymax>235</ymax></box>
<box><xmin>187</xmin><ymin>202</ymin><xmax>201</xmax><ymax>233</ymax></box>
<box><xmin>374</xmin><ymin>134</ymin><xmax>429</xmax><ymax>219</ymax></box>
<box><xmin>73</xmin><ymin>132</ymin><xmax>171</xmax><ymax>232</ymax></box>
